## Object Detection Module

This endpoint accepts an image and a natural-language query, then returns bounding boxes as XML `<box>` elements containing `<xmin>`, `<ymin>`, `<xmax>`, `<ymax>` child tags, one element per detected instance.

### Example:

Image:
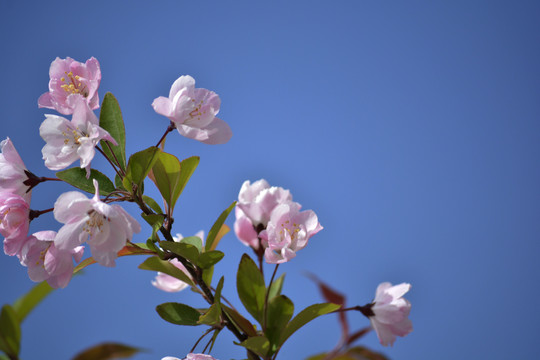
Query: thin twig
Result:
<box><xmin>96</xmin><ymin>146</ymin><xmax>123</xmax><ymax>179</ymax></box>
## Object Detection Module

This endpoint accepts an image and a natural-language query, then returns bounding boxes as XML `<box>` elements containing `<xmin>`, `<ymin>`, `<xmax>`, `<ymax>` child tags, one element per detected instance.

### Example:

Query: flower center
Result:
<box><xmin>83</xmin><ymin>211</ymin><xmax>106</xmax><ymax>236</ymax></box>
<box><xmin>60</xmin><ymin>71</ymin><xmax>89</xmax><ymax>97</ymax></box>
<box><xmin>189</xmin><ymin>98</ymin><xmax>207</xmax><ymax>121</ymax></box>
<box><xmin>279</xmin><ymin>220</ymin><xmax>300</xmax><ymax>240</ymax></box>
<box><xmin>61</xmin><ymin>127</ymin><xmax>85</xmax><ymax>146</ymax></box>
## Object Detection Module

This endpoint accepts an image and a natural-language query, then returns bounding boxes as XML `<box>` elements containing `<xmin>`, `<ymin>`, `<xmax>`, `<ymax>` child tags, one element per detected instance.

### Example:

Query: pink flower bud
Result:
<box><xmin>38</xmin><ymin>57</ymin><xmax>101</xmax><ymax>115</ymax></box>
<box><xmin>0</xmin><ymin>192</ymin><xmax>30</xmax><ymax>257</ymax></box>
<box><xmin>0</xmin><ymin>138</ymin><xmax>30</xmax><ymax>202</ymax></box>
<box><xmin>152</xmin><ymin>75</ymin><xmax>232</xmax><ymax>144</ymax></box>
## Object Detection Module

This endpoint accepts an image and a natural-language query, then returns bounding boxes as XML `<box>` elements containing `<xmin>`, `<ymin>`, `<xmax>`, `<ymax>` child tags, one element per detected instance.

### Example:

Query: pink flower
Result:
<box><xmin>152</xmin><ymin>75</ymin><xmax>232</xmax><ymax>144</ymax></box>
<box><xmin>40</xmin><ymin>97</ymin><xmax>117</xmax><ymax>177</ymax></box>
<box><xmin>151</xmin><ymin>232</ymin><xmax>199</xmax><ymax>292</ymax></box>
<box><xmin>38</xmin><ymin>57</ymin><xmax>101</xmax><ymax>115</ymax></box>
<box><xmin>369</xmin><ymin>282</ymin><xmax>413</xmax><ymax>346</ymax></box>
<box><xmin>187</xmin><ymin>354</ymin><xmax>218</xmax><ymax>360</ymax></box>
<box><xmin>0</xmin><ymin>192</ymin><xmax>30</xmax><ymax>257</ymax></box>
<box><xmin>234</xmin><ymin>179</ymin><xmax>292</xmax><ymax>249</ymax></box>
<box><xmin>234</xmin><ymin>207</ymin><xmax>260</xmax><ymax>249</ymax></box>
<box><xmin>0</xmin><ymin>138</ymin><xmax>30</xmax><ymax>202</ymax></box>
<box><xmin>260</xmin><ymin>202</ymin><xmax>322</xmax><ymax>264</ymax></box>
<box><xmin>161</xmin><ymin>354</ymin><xmax>217</xmax><ymax>360</ymax></box>
<box><xmin>20</xmin><ymin>231</ymin><xmax>84</xmax><ymax>289</ymax></box>
<box><xmin>53</xmin><ymin>179</ymin><xmax>140</xmax><ymax>267</ymax></box>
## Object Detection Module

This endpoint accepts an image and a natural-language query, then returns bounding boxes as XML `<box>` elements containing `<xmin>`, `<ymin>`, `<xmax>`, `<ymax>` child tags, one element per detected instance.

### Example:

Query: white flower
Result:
<box><xmin>369</xmin><ymin>282</ymin><xmax>413</xmax><ymax>346</ymax></box>
<box><xmin>53</xmin><ymin>179</ymin><xmax>140</xmax><ymax>267</ymax></box>
<box><xmin>40</xmin><ymin>97</ymin><xmax>116</xmax><ymax>177</ymax></box>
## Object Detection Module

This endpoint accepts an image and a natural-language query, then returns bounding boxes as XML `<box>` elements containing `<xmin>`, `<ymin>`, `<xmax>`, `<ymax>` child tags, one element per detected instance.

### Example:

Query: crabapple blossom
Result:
<box><xmin>40</xmin><ymin>96</ymin><xmax>117</xmax><ymax>177</ymax></box>
<box><xmin>234</xmin><ymin>207</ymin><xmax>260</xmax><ymax>249</ymax></box>
<box><xmin>0</xmin><ymin>138</ymin><xmax>30</xmax><ymax>201</ymax></box>
<box><xmin>369</xmin><ymin>282</ymin><xmax>413</xmax><ymax>346</ymax></box>
<box><xmin>186</xmin><ymin>354</ymin><xmax>218</xmax><ymax>360</ymax></box>
<box><xmin>260</xmin><ymin>202</ymin><xmax>322</xmax><ymax>264</ymax></box>
<box><xmin>161</xmin><ymin>356</ymin><xmax>218</xmax><ymax>360</ymax></box>
<box><xmin>234</xmin><ymin>179</ymin><xmax>292</xmax><ymax>249</ymax></box>
<box><xmin>152</xmin><ymin>75</ymin><xmax>232</xmax><ymax>144</ymax></box>
<box><xmin>53</xmin><ymin>179</ymin><xmax>140</xmax><ymax>267</ymax></box>
<box><xmin>38</xmin><ymin>56</ymin><xmax>101</xmax><ymax>115</ymax></box>
<box><xmin>20</xmin><ymin>231</ymin><xmax>84</xmax><ymax>289</ymax></box>
<box><xmin>151</xmin><ymin>232</ymin><xmax>200</xmax><ymax>292</ymax></box>
<box><xmin>0</xmin><ymin>192</ymin><xmax>30</xmax><ymax>257</ymax></box>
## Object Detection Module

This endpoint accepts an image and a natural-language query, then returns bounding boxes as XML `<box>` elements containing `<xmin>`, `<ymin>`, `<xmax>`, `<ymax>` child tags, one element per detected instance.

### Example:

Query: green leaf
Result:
<box><xmin>266</xmin><ymin>295</ymin><xmax>294</xmax><ymax>352</ymax></box>
<box><xmin>0</xmin><ymin>305</ymin><xmax>20</xmax><ymax>357</ymax></box>
<box><xmin>159</xmin><ymin>241</ymin><xmax>199</xmax><ymax>263</ymax></box>
<box><xmin>72</xmin><ymin>342</ymin><xmax>143</xmax><ymax>360</ymax></box>
<box><xmin>156</xmin><ymin>303</ymin><xmax>201</xmax><ymax>326</ymax></box>
<box><xmin>202</xmin><ymin>265</ymin><xmax>214</xmax><ymax>287</ymax></box>
<box><xmin>267</xmin><ymin>273</ymin><xmax>285</xmax><ymax>300</ymax></box>
<box><xmin>150</xmin><ymin>151</ymin><xmax>181</xmax><ymax>211</ymax></box>
<box><xmin>198</xmin><ymin>303</ymin><xmax>221</xmax><ymax>326</ymax></box>
<box><xmin>205</xmin><ymin>201</ymin><xmax>236</xmax><ymax>252</ymax></box>
<box><xmin>138</xmin><ymin>256</ymin><xmax>194</xmax><ymax>286</ymax></box>
<box><xmin>346</xmin><ymin>346</ymin><xmax>389</xmax><ymax>360</ymax></box>
<box><xmin>180</xmin><ymin>236</ymin><xmax>203</xmax><ymax>253</ymax></box>
<box><xmin>123</xmin><ymin>147</ymin><xmax>160</xmax><ymax>191</ymax></box>
<box><xmin>223</xmin><ymin>306</ymin><xmax>257</xmax><ymax>337</ymax></box>
<box><xmin>56</xmin><ymin>168</ymin><xmax>115</xmax><ymax>196</ymax></box>
<box><xmin>239</xmin><ymin>336</ymin><xmax>270</xmax><ymax>358</ymax></box>
<box><xmin>12</xmin><ymin>281</ymin><xmax>54</xmax><ymax>322</ymax></box>
<box><xmin>142</xmin><ymin>195</ymin><xmax>163</xmax><ymax>214</ymax></box>
<box><xmin>237</xmin><ymin>254</ymin><xmax>266</xmax><ymax>324</ymax></box>
<box><xmin>142</xmin><ymin>214</ymin><xmax>164</xmax><ymax>242</ymax></box>
<box><xmin>280</xmin><ymin>303</ymin><xmax>341</xmax><ymax>347</ymax></box>
<box><xmin>114</xmin><ymin>173</ymin><xmax>126</xmax><ymax>191</ymax></box>
<box><xmin>173</xmin><ymin>156</ymin><xmax>199</xmax><ymax>207</ymax></box>
<box><xmin>214</xmin><ymin>276</ymin><xmax>224</xmax><ymax>305</ymax></box>
<box><xmin>197</xmin><ymin>250</ymin><xmax>225</xmax><ymax>269</ymax></box>
<box><xmin>99</xmin><ymin>92</ymin><xmax>126</xmax><ymax>170</ymax></box>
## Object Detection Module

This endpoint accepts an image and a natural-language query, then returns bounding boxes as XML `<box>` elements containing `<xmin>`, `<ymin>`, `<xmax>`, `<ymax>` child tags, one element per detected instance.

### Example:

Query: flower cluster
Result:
<box><xmin>1</xmin><ymin>54</ymin><xmax>414</xmax><ymax>360</ymax></box>
<box><xmin>0</xmin><ymin>138</ymin><xmax>32</xmax><ymax>257</ymax></box>
<box><xmin>0</xmin><ymin>57</ymin><xmax>141</xmax><ymax>288</ymax></box>
<box><xmin>234</xmin><ymin>179</ymin><xmax>323</xmax><ymax>264</ymax></box>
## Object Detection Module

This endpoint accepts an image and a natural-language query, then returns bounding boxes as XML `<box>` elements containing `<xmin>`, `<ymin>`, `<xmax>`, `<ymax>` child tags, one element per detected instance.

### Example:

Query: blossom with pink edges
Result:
<box><xmin>0</xmin><ymin>192</ymin><xmax>30</xmax><ymax>257</ymax></box>
<box><xmin>186</xmin><ymin>354</ymin><xmax>218</xmax><ymax>360</ymax></box>
<box><xmin>40</xmin><ymin>97</ymin><xmax>117</xmax><ymax>177</ymax></box>
<box><xmin>260</xmin><ymin>202</ymin><xmax>322</xmax><ymax>264</ymax></box>
<box><xmin>369</xmin><ymin>282</ymin><xmax>413</xmax><ymax>346</ymax></box>
<box><xmin>38</xmin><ymin>56</ymin><xmax>101</xmax><ymax>115</ymax></box>
<box><xmin>0</xmin><ymin>138</ymin><xmax>30</xmax><ymax>202</ymax></box>
<box><xmin>160</xmin><ymin>354</ymin><xmax>217</xmax><ymax>360</ymax></box>
<box><xmin>151</xmin><ymin>232</ymin><xmax>200</xmax><ymax>292</ymax></box>
<box><xmin>20</xmin><ymin>231</ymin><xmax>84</xmax><ymax>289</ymax></box>
<box><xmin>152</xmin><ymin>75</ymin><xmax>232</xmax><ymax>144</ymax></box>
<box><xmin>53</xmin><ymin>179</ymin><xmax>140</xmax><ymax>267</ymax></box>
<box><xmin>234</xmin><ymin>179</ymin><xmax>292</xmax><ymax>249</ymax></box>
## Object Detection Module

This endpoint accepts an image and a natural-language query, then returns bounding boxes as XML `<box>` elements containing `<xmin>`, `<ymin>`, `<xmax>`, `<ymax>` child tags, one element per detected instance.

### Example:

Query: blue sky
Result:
<box><xmin>1</xmin><ymin>1</ymin><xmax>539</xmax><ymax>359</ymax></box>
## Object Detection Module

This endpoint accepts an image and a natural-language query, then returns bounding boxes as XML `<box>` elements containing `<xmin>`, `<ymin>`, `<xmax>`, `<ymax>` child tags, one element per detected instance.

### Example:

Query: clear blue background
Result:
<box><xmin>1</xmin><ymin>1</ymin><xmax>539</xmax><ymax>359</ymax></box>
